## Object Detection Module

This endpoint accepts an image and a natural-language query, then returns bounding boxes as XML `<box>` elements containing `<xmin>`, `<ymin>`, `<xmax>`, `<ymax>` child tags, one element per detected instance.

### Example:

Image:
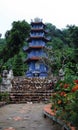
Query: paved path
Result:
<box><xmin>0</xmin><ymin>103</ymin><xmax>61</xmax><ymax>130</ymax></box>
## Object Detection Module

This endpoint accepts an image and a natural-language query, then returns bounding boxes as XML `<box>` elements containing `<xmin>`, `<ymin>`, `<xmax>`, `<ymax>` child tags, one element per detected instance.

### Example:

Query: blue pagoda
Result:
<box><xmin>23</xmin><ymin>18</ymin><xmax>49</xmax><ymax>77</ymax></box>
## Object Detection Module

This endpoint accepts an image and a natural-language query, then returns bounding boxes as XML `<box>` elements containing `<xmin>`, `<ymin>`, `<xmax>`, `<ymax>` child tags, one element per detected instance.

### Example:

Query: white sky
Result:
<box><xmin>0</xmin><ymin>0</ymin><xmax>78</xmax><ymax>38</ymax></box>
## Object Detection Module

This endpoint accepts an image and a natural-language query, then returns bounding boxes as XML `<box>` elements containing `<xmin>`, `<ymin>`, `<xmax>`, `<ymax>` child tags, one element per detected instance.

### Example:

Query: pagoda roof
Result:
<box><xmin>23</xmin><ymin>46</ymin><xmax>45</xmax><ymax>52</ymax></box>
<box><xmin>31</xmin><ymin>22</ymin><xmax>45</xmax><ymax>26</ymax></box>
<box><xmin>27</xmin><ymin>36</ymin><xmax>49</xmax><ymax>42</ymax></box>
<box><xmin>24</xmin><ymin>56</ymin><xmax>40</xmax><ymax>63</ymax></box>
<box><xmin>31</xmin><ymin>28</ymin><xmax>47</xmax><ymax>33</ymax></box>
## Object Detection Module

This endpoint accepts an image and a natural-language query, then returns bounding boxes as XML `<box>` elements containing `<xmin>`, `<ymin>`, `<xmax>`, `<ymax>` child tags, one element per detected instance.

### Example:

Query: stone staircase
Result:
<box><xmin>10</xmin><ymin>77</ymin><xmax>53</xmax><ymax>103</ymax></box>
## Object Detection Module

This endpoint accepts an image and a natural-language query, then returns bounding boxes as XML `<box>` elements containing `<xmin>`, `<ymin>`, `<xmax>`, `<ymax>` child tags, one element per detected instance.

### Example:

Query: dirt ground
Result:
<box><xmin>0</xmin><ymin>103</ymin><xmax>61</xmax><ymax>130</ymax></box>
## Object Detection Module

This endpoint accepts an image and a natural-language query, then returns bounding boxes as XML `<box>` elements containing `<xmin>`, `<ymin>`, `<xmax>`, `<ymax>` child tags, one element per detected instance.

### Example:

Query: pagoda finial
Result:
<box><xmin>34</xmin><ymin>18</ymin><xmax>42</xmax><ymax>22</ymax></box>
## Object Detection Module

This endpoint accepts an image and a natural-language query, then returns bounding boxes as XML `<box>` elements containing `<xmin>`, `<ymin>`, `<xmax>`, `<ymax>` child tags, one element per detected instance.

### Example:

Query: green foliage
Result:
<box><xmin>51</xmin><ymin>75</ymin><xmax>78</xmax><ymax>127</ymax></box>
<box><xmin>45</xmin><ymin>23</ymin><xmax>64</xmax><ymax>41</ymax></box>
<box><xmin>70</xmin><ymin>91</ymin><xmax>78</xmax><ymax>127</ymax></box>
<box><xmin>0</xmin><ymin>38</ymin><xmax>6</xmax><ymax>48</ymax></box>
<box><xmin>66</xmin><ymin>25</ymin><xmax>78</xmax><ymax>47</ymax></box>
<box><xmin>6</xmin><ymin>20</ymin><xmax>30</xmax><ymax>57</ymax></box>
<box><xmin>0</xmin><ymin>92</ymin><xmax>10</xmax><ymax>102</ymax></box>
<box><xmin>52</xmin><ymin>37</ymin><xmax>64</xmax><ymax>49</ymax></box>
<box><xmin>0</xmin><ymin>20</ymin><xmax>30</xmax><ymax>74</ymax></box>
<box><xmin>0</xmin><ymin>20</ymin><xmax>30</xmax><ymax>63</ymax></box>
<box><xmin>64</xmin><ymin>25</ymin><xmax>78</xmax><ymax>63</ymax></box>
<box><xmin>44</xmin><ymin>41</ymin><xmax>76</xmax><ymax>76</ymax></box>
<box><xmin>0</xmin><ymin>75</ymin><xmax>2</xmax><ymax>84</ymax></box>
<box><xmin>13</xmin><ymin>53</ymin><xmax>25</xmax><ymax>76</ymax></box>
<box><xmin>0</xmin><ymin>38</ymin><xmax>6</xmax><ymax>65</ymax></box>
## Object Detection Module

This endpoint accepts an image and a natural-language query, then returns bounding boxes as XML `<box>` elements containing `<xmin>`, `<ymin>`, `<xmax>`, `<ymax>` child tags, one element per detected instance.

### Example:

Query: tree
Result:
<box><xmin>13</xmin><ymin>53</ymin><xmax>24</xmax><ymax>76</ymax></box>
<box><xmin>52</xmin><ymin>37</ymin><xmax>64</xmax><ymax>49</ymax></box>
<box><xmin>40</xmin><ymin>41</ymin><xmax>76</xmax><ymax>78</ymax></box>
<box><xmin>66</xmin><ymin>25</ymin><xmax>78</xmax><ymax>62</ymax></box>
<box><xmin>0</xmin><ymin>20</ymin><xmax>30</xmax><ymax>73</ymax></box>
<box><xmin>66</xmin><ymin>25</ymin><xmax>78</xmax><ymax>48</ymax></box>
<box><xmin>45</xmin><ymin>23</ymin><xmax>65</xmax><ymax>43</ymax></box>
<box><xmin>5</xmin><ymin>20</ymin><xmax>30</xmax><ymax>58</ymax></box>
<box><xmin>40</xmin><ymin>46</ymin><xmax>57</xmax><ymax>77</ymax></box>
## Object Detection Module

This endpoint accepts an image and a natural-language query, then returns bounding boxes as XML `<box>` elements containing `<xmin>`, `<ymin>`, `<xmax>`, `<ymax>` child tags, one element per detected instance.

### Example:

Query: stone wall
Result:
<box><xmin>10</xmin><ymin>77</ymin><xmax>53</xmax><ymax>103</ymax></box>
<box><xmin>11</xmin><ymin>77</ymin><xmax>53</xmax><ymax>92</ymax></box>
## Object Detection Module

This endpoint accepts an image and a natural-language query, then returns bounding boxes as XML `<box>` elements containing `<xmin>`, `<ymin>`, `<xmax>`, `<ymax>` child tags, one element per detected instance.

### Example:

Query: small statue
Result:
<box><xmin>59</xmin><ymin>68</ymin><xmax>65</xmax><ymax>81</ymax></box>
<box><xmin>1</xmin><ymin>69</ymin><xmax>14</xmax><ymax>92</ymax></box>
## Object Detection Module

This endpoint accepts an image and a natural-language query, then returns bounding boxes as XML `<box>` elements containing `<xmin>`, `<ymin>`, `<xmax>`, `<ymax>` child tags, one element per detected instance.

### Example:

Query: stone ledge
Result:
<box><xmin>43</xmin><ymin>104</ymin><xmax>76</xmax><ymax>130</ymax></box>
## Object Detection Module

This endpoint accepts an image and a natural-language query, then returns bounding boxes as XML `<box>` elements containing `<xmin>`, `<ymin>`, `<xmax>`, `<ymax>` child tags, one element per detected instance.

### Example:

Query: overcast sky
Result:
<box><xmin>0</xmin><ymin>0</ymin><xmax>78</xmax><ymax>38</ymax></box>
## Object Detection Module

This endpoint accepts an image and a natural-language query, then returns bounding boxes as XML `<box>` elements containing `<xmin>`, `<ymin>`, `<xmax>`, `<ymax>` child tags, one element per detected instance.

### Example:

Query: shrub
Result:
<box><xmin>51</xmin><ymin>76</ymin><xmax>78</xmax><ymax>127</ymax></box>
<box><xmin>0</xmin><ymin>92</ymin><xmax>10</xmax><ymax>103</ymax></box>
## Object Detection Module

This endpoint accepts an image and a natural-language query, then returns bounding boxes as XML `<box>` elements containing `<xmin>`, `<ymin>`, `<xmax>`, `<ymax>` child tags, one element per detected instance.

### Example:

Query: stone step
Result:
<box><xmin>10</xmin><ymin>77</ymin><xmax>53</xmax><ymax>103</ymax></box>
<box><xmin>11</xmin><ymin>89</ymin><xmax>53</xmax><ymax>92</ymax></box>
<box><xmin>11</xmin><ymin>87</ymin><xmax>52</xmax><ymax>91</ymax></box>
<box><xmin>10</xmin><ymin>91</ymin><xmax>52</xmax><ymax>103</ymax></box>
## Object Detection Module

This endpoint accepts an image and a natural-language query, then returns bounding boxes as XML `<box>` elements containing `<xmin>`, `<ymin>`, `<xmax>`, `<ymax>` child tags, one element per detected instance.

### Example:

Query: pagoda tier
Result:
<box><xmin>27</xmin><ymin>37</ymin><xmax>49</xmax><ymax>42</ymax></box>
<box><xmin>31</xmin><ymin>27</ymin><xmax>47</xmax><ymax>33</ymax></box>
<box><xmin>23</xmin><ymin>46</ymin><xmax>44</xmax><ymax>52</ymax></box>
<box><xmin>23</xmin><ymin>18</ymin><xmax>49</xmax><ymax>77</ymax></box>
<box><xmin>31</xmin><ymin>28</ymin><xmax>44</xmax><ymax>31</ymax></box>
<box><xmin>24</xmin><ymin>56</ymin><xmax>41</xmax><ymax>63</ymax></box>
<box><xmin>24</xmin><ymin>48</ymin><xmax>47</xmax><ymax>62</ymax></box>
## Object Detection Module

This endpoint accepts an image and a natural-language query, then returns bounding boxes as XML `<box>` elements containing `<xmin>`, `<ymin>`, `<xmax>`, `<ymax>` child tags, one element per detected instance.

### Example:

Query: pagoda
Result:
<box><xmin>23</xmin><ymin>18</ymin><xmax>49</xmax><ymax>77</ymax></box>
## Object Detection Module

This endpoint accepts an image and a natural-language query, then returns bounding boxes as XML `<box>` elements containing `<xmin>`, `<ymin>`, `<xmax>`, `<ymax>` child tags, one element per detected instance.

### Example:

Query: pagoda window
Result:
<box><xmin>35</xmin><ymin>62</ymin><xmax>40</xmax><ymax>70</ymax></box>
<box><xmin>29</xmin><ymin>62</ymin><xmax>35</xmax><ymax>71</ymax></box>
